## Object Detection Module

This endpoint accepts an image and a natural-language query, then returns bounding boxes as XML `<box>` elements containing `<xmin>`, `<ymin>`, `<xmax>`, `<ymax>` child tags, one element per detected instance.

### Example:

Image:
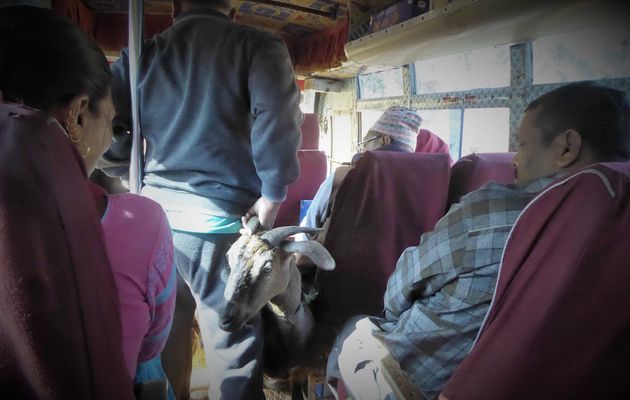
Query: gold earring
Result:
<box><xmin>64</xmin><ymin>116</ymin><xmax>90</xmax><ymax>157</ymax></box>
<box><xmin>78</xmin><ymin>141</ymin><xmax>91</xmax><ymax>158</ymax></box>
<box><xmin>65</xmin><ymin>118</ymin><xmax>82</xmax><ymax>144</ymax></box>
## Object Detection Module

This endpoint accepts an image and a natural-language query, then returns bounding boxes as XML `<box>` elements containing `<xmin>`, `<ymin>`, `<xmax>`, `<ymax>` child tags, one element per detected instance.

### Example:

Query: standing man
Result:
<box><xmin>101</xmin><ymin>0</ymin><xmax>302</xmax><ymax>398</ymax></box>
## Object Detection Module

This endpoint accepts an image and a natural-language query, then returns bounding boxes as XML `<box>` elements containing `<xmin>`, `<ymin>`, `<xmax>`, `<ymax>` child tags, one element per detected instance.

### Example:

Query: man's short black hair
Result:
<box><xmin>526</xmin><ymin>82</ymin><xmax>630</xmax><ymax>162</ymax></box>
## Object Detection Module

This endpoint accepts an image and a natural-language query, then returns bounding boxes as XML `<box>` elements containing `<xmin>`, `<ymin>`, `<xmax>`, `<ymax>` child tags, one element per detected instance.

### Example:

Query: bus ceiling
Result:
<box><xmin>61</xmin><ymin>0</ymin><xmax>630</xmax><ymax>79</ymax></box>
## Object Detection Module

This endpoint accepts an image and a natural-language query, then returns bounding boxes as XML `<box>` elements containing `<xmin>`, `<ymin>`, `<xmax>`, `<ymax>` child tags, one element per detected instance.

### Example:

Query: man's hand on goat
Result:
<box><xmin>242</xmin><ymin>196</ymin><xmax>283</xmax><ymax>230</ymax></box>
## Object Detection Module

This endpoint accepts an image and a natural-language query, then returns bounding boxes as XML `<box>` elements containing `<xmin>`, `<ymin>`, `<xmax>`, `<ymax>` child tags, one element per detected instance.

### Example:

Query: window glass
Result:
<box><xmin>358</xmin><ymin>68</ymin><xmax>405</xmax><ymax>99</ymax></box>
<box><xmin>360</xmin><ymin>110</ymin><xmax>384</xmax><ymax>139</ymax></box>
<box><xmin>331</xmin><ymin>115</ymin><xmax>353</xmax><ymax>167</ymax></box>
<box><xmin>299</xmin><ymin>91</ymin><xmax>316</xmax><ymax>114</ymax></box>
<box><xmin>416</xmin><ymin>110</ymin><xmax>452</xmax><ymax>147</ymax></box>
<box><xmin>532</xmin><ymin>22</ymin><xmax>630</xmax><ymax>84</ymax></box>
<box><xmin>414</xmin><ymin>45</ymin><xmax>510</xmax><ymax>94</ymax></box>
<box><xmin>461</xmin><ymin>108</ymin><xmax>510</xmax><ymax>156</ymax></box>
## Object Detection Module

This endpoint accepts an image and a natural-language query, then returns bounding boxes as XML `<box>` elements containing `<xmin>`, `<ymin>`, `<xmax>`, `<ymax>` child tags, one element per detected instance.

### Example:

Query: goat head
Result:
<box><xmin>220</xmin><ymin>217</ymin><xmax>334</xmax><ymax>332</ymax></box>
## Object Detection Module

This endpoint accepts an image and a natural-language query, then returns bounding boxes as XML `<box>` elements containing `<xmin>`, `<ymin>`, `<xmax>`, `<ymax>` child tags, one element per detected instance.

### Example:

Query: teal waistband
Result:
<box><xmin>165</xmin><ymin>209</ymin><xmax>241</xmax><ymax>234</ymax></box>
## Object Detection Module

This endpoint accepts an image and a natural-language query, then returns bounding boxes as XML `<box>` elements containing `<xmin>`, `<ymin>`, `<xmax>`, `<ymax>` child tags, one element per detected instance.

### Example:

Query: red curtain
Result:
<box><xmin>285</xmin><ymin>18</ymin><xmax>349</xmax><ymax>76</ymax></box>
<box><xmin>94</xmin><ymin>13</ymin><xmax>173</xmax><ymax>53</ymax></box>
<box><xmin>51</xmin><ymin>0</ymin><xmax>172</xmax><ymax>53</ymax></box>
<box><xmin>52</xmin><ymin>0</ymin><xmax>348</xmax><ymax>75</ymax></box>
<box><xmin>51</xmin><ymin>0</ymin><xmax>95</xmax><ymax>35</ymax></box>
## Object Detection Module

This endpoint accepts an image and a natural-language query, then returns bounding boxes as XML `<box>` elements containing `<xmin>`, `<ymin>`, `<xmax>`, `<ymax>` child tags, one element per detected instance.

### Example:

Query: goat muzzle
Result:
<box><xmin>219</xmin><ymin>302</ymin><xmax>242</xmax><ymax>332</ymax></box>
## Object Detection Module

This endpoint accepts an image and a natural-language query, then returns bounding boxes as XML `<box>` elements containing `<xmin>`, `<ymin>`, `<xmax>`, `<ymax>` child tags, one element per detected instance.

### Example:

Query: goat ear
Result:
<box><xmin>281</xmin><ymin>240</ymin><xmax>335</xmax><ymax>271</ymax></box>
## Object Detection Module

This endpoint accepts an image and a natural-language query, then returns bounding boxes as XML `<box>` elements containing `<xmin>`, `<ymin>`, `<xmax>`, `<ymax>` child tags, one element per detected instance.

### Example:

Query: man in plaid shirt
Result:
<box><xmin>326</xmin><ymin>82</ymin><xmax>630</xmax><ymax>400</ymax></box>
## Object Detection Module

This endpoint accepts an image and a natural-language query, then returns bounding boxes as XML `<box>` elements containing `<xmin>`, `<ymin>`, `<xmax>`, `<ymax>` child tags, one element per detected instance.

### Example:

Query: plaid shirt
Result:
<box><xmin>376</xmin><ymin>177</ymin><xmax>554</xmax><ymax>399</ymax></box>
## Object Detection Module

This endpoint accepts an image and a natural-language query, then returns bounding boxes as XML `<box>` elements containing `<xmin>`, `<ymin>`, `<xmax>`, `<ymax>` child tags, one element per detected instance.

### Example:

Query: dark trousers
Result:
<box><xmin>163</xmin><ymin>231</ymin><xmax>265</xmax><ymax>400</ymax></box>
<box><xmin>161</xmin><ymin>272</ymin><xmax>195</xmax><ymax>400</ymax></box>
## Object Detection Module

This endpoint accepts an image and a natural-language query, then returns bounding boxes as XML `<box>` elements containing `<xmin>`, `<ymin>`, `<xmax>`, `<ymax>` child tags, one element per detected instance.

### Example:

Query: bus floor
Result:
<box><xmin>189</xmin><ymin>345</ymin><xmax>209</xmax><ymax>400</ymax></box>
<box><xmin>187</xmin><ymin>337</ymin><xmax>324</xmax><ymax>400</ymax></box>
<box><xmin>188</xmin><ymin>344</ymin><xmax>293</xmax><ymax>400</ymax></box>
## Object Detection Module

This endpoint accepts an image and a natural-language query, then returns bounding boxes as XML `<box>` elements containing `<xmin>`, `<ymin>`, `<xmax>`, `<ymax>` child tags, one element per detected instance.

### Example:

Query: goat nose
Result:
<box><xmin>220</xmin><ymin>303</ymin><xmax>238</xmax><ymax>331</ymax></box>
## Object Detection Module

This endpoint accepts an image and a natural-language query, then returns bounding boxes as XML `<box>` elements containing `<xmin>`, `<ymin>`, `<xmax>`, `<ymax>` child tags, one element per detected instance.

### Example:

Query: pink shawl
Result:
<box><xmin>0</xmin><ymin>102</ymin><xmax>133</xmax><ymax>399</ymax></box>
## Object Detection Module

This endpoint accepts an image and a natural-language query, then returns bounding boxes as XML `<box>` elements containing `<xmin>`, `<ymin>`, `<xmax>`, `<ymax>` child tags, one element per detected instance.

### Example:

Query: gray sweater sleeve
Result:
<box><xmin>248</xmin><ymin>36</ymin><xmax>302</xmax><ymax>202</ymax></box>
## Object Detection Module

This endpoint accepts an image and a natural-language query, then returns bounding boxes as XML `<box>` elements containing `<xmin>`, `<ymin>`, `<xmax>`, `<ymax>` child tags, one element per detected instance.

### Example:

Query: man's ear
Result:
<box><xmin>382</xmin><ymin>135</ymin><xmax>392</xmax><ymax>145</ymax></box>
<box><xmin>554</xmin><ymin>129</ymin><xmax>582</xmax><ymax>168</ymax></box>
<box><xmin>229</xmin><ymin>8</ymin><xmax>237</xmax><ymax>21</ymax></box>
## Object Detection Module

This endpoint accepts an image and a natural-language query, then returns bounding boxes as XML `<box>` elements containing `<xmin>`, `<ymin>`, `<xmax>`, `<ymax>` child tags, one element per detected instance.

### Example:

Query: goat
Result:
<box><xmin>219</xmin><ymin>217</ymin><xmax>335</xmax><ymax>388</ymax></box>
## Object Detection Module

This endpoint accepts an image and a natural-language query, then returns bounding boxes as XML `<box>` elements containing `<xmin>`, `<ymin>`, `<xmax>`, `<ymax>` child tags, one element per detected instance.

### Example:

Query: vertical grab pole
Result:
<box><xmin>128</xmin><ymin>0</ymin><xmax>144</xmax><ymax>194</ymax></box>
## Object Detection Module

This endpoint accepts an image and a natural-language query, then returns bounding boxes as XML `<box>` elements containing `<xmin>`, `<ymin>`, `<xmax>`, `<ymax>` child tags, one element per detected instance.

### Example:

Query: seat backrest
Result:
<box><xmin>318</xmin><ymin>151</ymin><xmax>451</xmax><ymax>331</ymax></box>
<box><xmin>416</xmin><ymin>129</ymin><xmax>452</xmax><ymax>163</ymax></box>
<box><xmin>274</xmin><ymin>150</ymin><xmax>327</xmax><ymax>227</ymax></box>
<box><xmin>447</xmin><ymin>152</ymin><xmax>515</xmax><ymax>208</ymax></box>
<box><xmin>300</xmin><ymin>113</ymin><xmax>320</xmax><ymax>150</ymax></box>
<box><xmin>443</xmin><ymin>162</ymin><xmax>630</xmax><ymax>400</ymax></box>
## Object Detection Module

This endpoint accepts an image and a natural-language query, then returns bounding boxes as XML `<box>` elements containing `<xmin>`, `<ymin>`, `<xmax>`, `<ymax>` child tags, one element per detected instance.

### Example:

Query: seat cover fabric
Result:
<box><xmin>300</xmin><ymin>113</ymin><xmax>320</xmax><ymax>150</ymax></box>
<box><xmin>275</xmin><ymin>150</ymin><xmax>327</xmax><ymax>227</ymax></box>
<box><xmin>319</xmin><ymin>151</ymin><xmax>451</xmax><ymax>331</ymax></box>
<box><xmin>447</xmin><ymin>152</ymin><xmax>515</xmax><ymax>208</ymax></box>
<box><xmin>0</xmin><ymin>102</ymin><xmax>133</xmax><ymax>399</ymax></box>
<box><xmin>415</xmin><ymin>129</ymin><xmax>452</xmax><ymax>164</ymax></box>
<box><xmin>442</xmin><ymin>162</ymin><xmax>630</xmax><ymax>400</ymax></box>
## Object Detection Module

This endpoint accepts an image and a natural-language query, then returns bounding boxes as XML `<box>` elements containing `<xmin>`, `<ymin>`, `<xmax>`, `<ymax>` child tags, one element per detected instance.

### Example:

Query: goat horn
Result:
<box><xmin>246</xmin><ymin>216</ymin><xmax>261</xmax><ymax>234</ymax></box>
<box><xmin>281</xmin><ymin>240</ymin><xmax>335</xmax><ymax>271</ymax></box>
<box><xmin>260</xmin><ymin>226</ymin><xmax>321</xmax><ymax>247</ymax></box>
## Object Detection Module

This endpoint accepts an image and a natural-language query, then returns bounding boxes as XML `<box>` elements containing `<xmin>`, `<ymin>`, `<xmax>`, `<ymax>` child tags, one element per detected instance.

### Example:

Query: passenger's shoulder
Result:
<box><xmin>236</xmin><ymin>22</ymin><xmax>281</xmax><ymax>40</ymax></box>
<box><xmin>231</xmin><ymin>23</ymin><xmax>285</xmax><ymax>50</ymax></box>
<box><xmin>451</xmin><ymin>181</ymin><xmax>534</xmax><ymax>213</ymax></box>
<box><xmin>460</xmin><ymin>181</ymin><xmax>517</xmax><ymax>201</ymax></box>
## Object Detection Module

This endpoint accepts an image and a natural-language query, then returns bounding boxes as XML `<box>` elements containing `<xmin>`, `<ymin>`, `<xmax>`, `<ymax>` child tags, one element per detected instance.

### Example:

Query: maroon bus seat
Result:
<box><xmin>318</xmin><ymin>151</ymin><xmax>451</xmax><ymax>332</ymax></box>
<box><xmin>443</xmin><ymin>162</ymin><xmax>630</xmax><ymax>400</ymax></box>
<box><xmin>447</xmin><ymin>152</ymin><xmax>515</xmax><ymax>208</ymax></box>
<box><xmin>300</xmin><ymin>113</ymin><xmax>320</xmax><ymax>150</ymax></box>
<box><xmin>274</xmin><ymin>150</ymin><xmax>327</xmax><ymax>227</ymax></box>
<box><xmin>416</xmin><ymin>129</ymin><xmax>452</xmax><ymax>165</ymax></box>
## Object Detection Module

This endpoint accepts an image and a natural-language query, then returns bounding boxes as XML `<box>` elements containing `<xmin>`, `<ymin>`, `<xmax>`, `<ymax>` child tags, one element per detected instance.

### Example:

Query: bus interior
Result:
<box><xmin>4</xmin><ymin>0</ymin><xmax>630</xmax><ymax>399</ymax></box>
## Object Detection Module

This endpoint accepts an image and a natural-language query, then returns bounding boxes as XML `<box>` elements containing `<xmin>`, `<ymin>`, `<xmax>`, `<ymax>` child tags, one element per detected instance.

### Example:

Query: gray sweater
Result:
<box><xmin>102</xmin><ymin>9</ymin><xmax>302</xmax><ymax>217</ymax></box>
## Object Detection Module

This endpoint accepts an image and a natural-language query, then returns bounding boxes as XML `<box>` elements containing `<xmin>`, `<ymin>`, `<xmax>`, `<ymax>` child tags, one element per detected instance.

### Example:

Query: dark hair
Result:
<box><xmin>526</xmin><ymin>82</ymin><xmax>630</xmax><ymax>161</ymax></box>
<box><xmin>0</xmin><ymin>6</ymin><xmax>112</xmax><ymax>115</ymax></box>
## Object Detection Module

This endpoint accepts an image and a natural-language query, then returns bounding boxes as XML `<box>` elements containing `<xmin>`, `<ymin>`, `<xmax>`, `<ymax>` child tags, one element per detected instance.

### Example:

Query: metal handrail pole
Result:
<box><xmin>128</xmin><ymin>0</ymin><xmax>144</xmax><ymax>194</ymax></box>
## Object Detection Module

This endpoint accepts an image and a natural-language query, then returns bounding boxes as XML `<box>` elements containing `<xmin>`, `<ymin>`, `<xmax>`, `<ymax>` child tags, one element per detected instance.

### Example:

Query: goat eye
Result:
<box><xmin>262</xmin><ymin>263</ymin><xmax>273</xmax><ymax>273</ymax></box>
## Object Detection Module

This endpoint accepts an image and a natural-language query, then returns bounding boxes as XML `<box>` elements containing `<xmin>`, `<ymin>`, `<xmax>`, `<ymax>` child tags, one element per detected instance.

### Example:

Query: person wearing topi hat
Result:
<box><xmin>298</xmin><ymin>106</ymin><xmax>424</xmax><ymax>239</ymax></box>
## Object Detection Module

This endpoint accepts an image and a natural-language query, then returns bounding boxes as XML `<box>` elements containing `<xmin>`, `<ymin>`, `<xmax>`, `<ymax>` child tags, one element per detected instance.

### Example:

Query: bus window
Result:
<box><xmin>299</xmin><ymin>91</ymin><xmax>316</xmax><ymax>114</ymax></box>
<box><xmin>416</xmin><ymin>110</ymin><xmax>452</xmax><ymax>146</ymax></box>
<box><xmin>532</xmin><ymin>22</ymin><xmax>630</xmax><ymax>84</ymax></box>
<box><xmin>331</xmin><ymin>114</ymin><xmax>353</xmax><ymax>168</ymax></box>
<box><xmin>360</xmin><ymin>109</ymin><xmax>384</xmax><ymax>138</ymax></box>
<box><xmin>461</xmin><ymin>108</ymin><xmax>510</xmax><ymax>155</ymax></box>
<box><xmin>358</xmin><ymin>67</ymin><xmax>405</xmax><ymax>99</ymax></box>
<box><xmin>414</xmin><ymin>45</ymin><xmax>510</xmax><ymax>94</ymax></box>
